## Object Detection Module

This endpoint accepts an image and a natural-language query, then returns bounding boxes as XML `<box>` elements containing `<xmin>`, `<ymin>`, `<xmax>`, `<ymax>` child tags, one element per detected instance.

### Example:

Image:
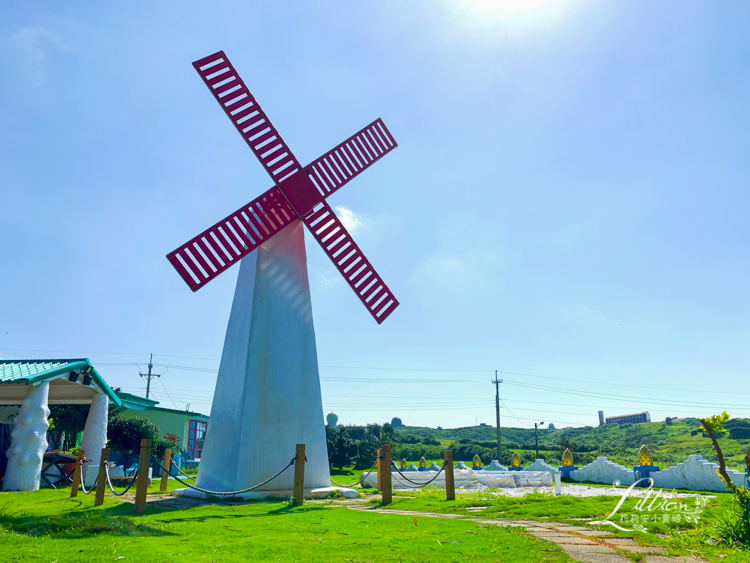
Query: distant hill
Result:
<box><xmin>391</xmin><ymin>417</ymin><xmax>750</xmax><ymax>470</ymax></box>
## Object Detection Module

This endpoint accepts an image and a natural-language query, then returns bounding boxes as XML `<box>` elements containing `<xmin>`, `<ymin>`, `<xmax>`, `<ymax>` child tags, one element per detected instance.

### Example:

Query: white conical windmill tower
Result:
<box><xmin>167</xmin><ymin>51</ymin><xmax>400</xmax><ymax>497</ymax></box>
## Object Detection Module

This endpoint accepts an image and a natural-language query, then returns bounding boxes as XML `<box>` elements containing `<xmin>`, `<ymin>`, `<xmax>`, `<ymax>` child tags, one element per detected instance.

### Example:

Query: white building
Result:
<box><xmin>605</xmin><ymin>411</ymin><xmax>651</xmax><ymax>425</ymax></box>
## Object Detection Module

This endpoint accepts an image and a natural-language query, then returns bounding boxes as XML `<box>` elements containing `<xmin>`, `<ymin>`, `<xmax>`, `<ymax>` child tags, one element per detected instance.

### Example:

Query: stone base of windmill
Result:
<box><xmin>173</xmin><ymin>486</ymin><xmax>358</xmax><ymax>500</ymax></box>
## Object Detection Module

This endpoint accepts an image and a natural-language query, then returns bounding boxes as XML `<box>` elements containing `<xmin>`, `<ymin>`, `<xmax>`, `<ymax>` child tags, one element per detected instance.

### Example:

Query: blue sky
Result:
<box><xmin>2</xmin><ymin>1</ymin><xmax>749</xmax><ymax>429</ymax></box>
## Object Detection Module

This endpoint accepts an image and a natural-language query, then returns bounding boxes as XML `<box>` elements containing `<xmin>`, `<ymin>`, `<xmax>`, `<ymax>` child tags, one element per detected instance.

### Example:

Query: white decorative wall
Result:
<box><xmin>2</xmin><ymin>382</ymin><xmax>50</xmax><ymax>491</ymax></box>
<box><xmin>525</xmin><ymin>459</ymin><xmax>560</xmax><ymax>475</ymax></box>
<box><xmin>570</xmin><ymin>456</ymin><xmax>635</xmax><ymax>486</ymax></box>
<box><xmin>651</xmin><ymin>454</ymin><xmax>745</xmax><ymax>493</ymax></box>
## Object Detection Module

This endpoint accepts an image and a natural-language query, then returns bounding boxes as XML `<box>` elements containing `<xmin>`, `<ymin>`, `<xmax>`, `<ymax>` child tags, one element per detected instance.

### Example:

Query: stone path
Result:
<box><xmin>347</xmin><ymin>506</ymin><xmax>705</xmax><ymax>563</ymax></box>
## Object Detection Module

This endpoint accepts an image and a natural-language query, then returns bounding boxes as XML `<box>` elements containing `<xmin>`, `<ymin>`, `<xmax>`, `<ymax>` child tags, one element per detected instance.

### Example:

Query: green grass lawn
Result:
<box><xmin>0</xmin><ymin>486</ymin><xmax>572</xmax><ymax>562</ymax></box>
<box><xmin>3</xmin><ymin>471</ymin><xmax>747</xmax><ymax>562</ymax></box>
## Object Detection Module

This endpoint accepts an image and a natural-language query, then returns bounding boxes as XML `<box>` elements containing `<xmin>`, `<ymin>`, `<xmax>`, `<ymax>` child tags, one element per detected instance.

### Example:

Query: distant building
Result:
<box><xmin>479</xmin><ymin>422</ymin><xmax>489</xmax><ymax>427</ymax></box>
<box><xmin>391</xmin><ymin>417</ymin><xmax>403</xmax><ymax>427</ymax></box>
<box><xmin>605</xmin><ymin>411</ymin><xmax>651</xmax><ymax>425</ymax></box>
<box><xmin>598</xmin><ymin>411</ymin><xmax>605</xmax><ymax>426</ymax></box>
<box><xmin>326</xmin><ymin>412</ymin><xmax>339</xmax><ymax>427</ymax></box>
<box><xmin>548</xmin><ymin>423</ymin><xmax>555</xmax><ymax>429</ymax></box>
<box><xmin>117</xmin><ymin>392</ymin><xmax>209</xmax><ymax>464</ymax></box>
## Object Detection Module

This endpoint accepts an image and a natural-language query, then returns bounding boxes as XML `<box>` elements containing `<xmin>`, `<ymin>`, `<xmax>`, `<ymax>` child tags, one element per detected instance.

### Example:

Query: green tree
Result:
<box><xmin>558</xmin><ymin>436</ymin><xmax>577</xmax><ymax>452</ymax></box>
<box><xmin>48</xmin><ymin>393</ymin><xmax>127</xmax><ymax>451</ymax></box>
<box><xmin>107</xmin><ymin>416</ymin><xmax>161</xmax><ymax>460</ymax></box>
<box><xmin>327</xmin><ymin>428</ymin><xmax>358</xmax><ymax>470</ymax></box>
<box><xmin>367</xmin><ymin>423</ymin><xmax>382</xmax><ymax>440</ymax></box>
<box><xmin>48</xmin><ymin>405</ymin><xmax>88</xmax><ymax>451</ymax></box>
<box><xmin>354</xmin><ymin>432</ymin><xmax>380</xmax><ymax>470</ymax></box>
<box><xmin>701</xmin><ymin>412</ymin><xmax>750</xmax><ymax>546</ymax></box>
<box><xmin>382</xmin><ymin>422</ymin><xmax>395</xmax><ymax>443</ymax></box>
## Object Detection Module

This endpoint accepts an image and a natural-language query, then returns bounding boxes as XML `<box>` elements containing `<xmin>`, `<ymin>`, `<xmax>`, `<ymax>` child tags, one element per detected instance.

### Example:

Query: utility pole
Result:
<box><xmin>493</xmin><ymin>372</ymin><xmax>503</xmax><ymax>463</ymax></box>
<box><xmin>139</xmin><ymin>353</ymin><xmax>159</xmax><ymax>399</ymax></box>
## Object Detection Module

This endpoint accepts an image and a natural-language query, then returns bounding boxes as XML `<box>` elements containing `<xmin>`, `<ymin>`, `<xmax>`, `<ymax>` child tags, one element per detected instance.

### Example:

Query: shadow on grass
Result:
<box><xmin>0</xmin><ymin>502</ymin><xmax>175</xmax><ymax>539</ymax></box>
<box><xmin>0</xmin><ymin>487</ymin><xmax>342</xmax><ymax>540</ymax></box>
<box><xmin>147</xmin><ymin>499</ymin><xmax>331</xmax><ymax>521</ymax></box>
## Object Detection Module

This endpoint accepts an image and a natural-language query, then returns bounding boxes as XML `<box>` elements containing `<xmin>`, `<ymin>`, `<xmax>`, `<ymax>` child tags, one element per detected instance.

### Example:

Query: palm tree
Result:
<box><xmin>558</xmin><ymin>436</ymin><xmax>577</xmax><ymax>452</ymax></box>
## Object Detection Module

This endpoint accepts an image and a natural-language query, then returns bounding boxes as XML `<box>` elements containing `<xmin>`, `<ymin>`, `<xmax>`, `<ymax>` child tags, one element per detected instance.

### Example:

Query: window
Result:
<box><xmin>187</xmin><ymin>420</ymin><xmax>207</xmax><ymax>460</ymax></box>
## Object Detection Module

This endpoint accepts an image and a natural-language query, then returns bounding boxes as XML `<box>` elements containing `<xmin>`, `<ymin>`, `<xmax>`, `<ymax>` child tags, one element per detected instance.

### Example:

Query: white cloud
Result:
<box><xmin>11</xmin><ymin>27</ymin><xmax>67</xmax><ymax>87</ymax></box>
<box><xmin>334</xmin><ymin>205</ymin><xmax>364</xmax><ymax>234</ymax></box>
<box><xmin>318</xmin><ymin>273</ymin><xmax>341</xmax><ymax>288</ymax></box>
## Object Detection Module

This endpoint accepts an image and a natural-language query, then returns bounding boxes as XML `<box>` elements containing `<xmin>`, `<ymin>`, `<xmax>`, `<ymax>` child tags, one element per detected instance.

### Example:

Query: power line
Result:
<box><xmin>4</xmin><ymin>347</ymin><xmax>747</xmax><ymax>396</ymax></box>
<box><xmin>12</xmin><ymin>348</ymin><xmax>747</xmax><ymax>419</ymax></box>
<box><xmin>502</xmin><ymin>380</ymin><xmax>750</xmax><ymax>409</ymax></box>
<box><xmin>90</xmin><ymin>358</ymin><xmax>750</xmax><ymax>397</ymax></box>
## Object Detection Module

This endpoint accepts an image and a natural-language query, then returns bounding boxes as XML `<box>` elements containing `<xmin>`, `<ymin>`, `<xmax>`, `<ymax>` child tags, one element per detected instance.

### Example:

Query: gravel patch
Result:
<box><xmin>458</xmin><ymin>485</ymin><xmax>713</xmax><ymax>498</ymax></box>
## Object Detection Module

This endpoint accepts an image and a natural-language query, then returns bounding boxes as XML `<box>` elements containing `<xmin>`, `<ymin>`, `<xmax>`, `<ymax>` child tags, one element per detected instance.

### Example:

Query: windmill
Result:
<box><xmin>167</xmin><ymin>51</ymin><xmax>399</xmax><ymax>323</ymax></box>
<box><xmin>168</xmin><ymin>52</ymin><xmax>400</xmax><ymax>498</ymax></box>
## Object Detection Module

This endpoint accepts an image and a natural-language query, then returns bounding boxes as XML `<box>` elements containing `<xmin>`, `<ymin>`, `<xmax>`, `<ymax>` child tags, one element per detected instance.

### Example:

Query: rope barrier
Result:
<box><xmin>391</xmin><ymin>471</ymin><xmax>428</xmax><ymax>488</ymax></box>
<box><xmin>330</xmin><ymin>461</ymin><xmax>378</xmax><ymax>488</ymax></box>
<box><xmin>105</xmin><ymin>465</ymin><xmax>139</xmax><ymax>497</ymax></box>
<box><xmin>170</xmin><ymin>459</ymin><xmax>197</xmax><ymax>480</ymax></box>
<box><xmin>78</xmin><ymin>460</ymin><xmax>98</xmax><ymax>495</ymax></box>
<box><xmin>390</xmin><ymin>460</ymin><xmax>446</xmax><ymax>488</ymax></box>
<box><xmin>151</xmin><ymin>455</ymin><xmax>297</xmax><ymax>496</ymax></box>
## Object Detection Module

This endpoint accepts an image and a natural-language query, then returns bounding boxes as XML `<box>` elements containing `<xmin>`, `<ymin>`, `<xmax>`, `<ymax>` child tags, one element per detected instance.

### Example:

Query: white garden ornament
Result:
<box><xmin>2</xmin><ymin>382</ymin><xmax>50</xmax><ymax>491</ymax></box>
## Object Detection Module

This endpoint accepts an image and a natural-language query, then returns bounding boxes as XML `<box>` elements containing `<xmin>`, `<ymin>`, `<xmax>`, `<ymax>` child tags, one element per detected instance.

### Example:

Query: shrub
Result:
<box><xmin>729</xmin><ymin>428</ymin><xmax>750</xmax><ymax>440</ymax></box>
<box><xmin>107</xmin><ymin>416</ymin><xmax>161</xmax><ymax>460</ymax></box>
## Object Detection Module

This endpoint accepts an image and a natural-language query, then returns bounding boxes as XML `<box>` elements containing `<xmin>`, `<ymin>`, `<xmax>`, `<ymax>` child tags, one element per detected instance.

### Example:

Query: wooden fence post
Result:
<box><xmin>381</xmin><ymin>444</ymin><xmax>392</xmax><ymax>505</ymax></box>
<box><xmin>293</xmin><ymin>444</ymin><xmax>306</xmax><ymax>505</ymax></box>
<box><xmin>160</xmin><ymin>448</ymin><xmax>171</xmax><ymax>493</ymax></box>
<box><xmin>444</xmin><ymin>450</ymin><xmax>455</xmax><ymax>501</ymax></box>
<box><xmin>69</xmin><ymin>448</ymin><xmax>85</xmax><ymax>498</ymax></box>
<box><xmin>376</xmin><ymin>448</ymin><xmax>382</xmax><ymax>491</ymax></box>
<box><xmin>94</xmin><ymin>448</ymin><xmax>110</xmax><ymax>507</ymax></box>
<box><xmin>134</xmin><ymin>439</ymin><xmax>152</xmax><ymax>515</ymax></box>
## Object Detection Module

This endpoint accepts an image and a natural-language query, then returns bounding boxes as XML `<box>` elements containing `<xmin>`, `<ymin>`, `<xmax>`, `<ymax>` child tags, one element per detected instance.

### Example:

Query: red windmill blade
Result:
<box><xmin>168</xmin><ymin>51</ymin><xmax>399</xmax><ymax>324</ymax></box>
<box><xmin>167</xmin><ymin>187</ymin><xmax>296</xmax><ymax>291</ymax></box>
<box><xmin>303</xmin><ymin>201</ymin><xmax>399</xmax><ymax>322</ymax></box>
<box><xmin>192</xmin><ymin>52</ymin><xmax>301</xmax><ymax>183</ymax></box>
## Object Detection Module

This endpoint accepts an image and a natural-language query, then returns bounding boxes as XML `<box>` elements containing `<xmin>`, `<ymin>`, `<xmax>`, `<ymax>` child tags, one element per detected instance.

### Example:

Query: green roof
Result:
<box><xmin>149</xmin><ymin>405</ymin><xmax>209</xmax><ymax>419</ymax></box>
<box><xmin>116</xmin><ymin>391</ymin><xmax>159</xmax><ymax>408</ymax></box>
<box><xmin>0</xmin><ymin>360</ymin><xmax>76</xmax><ymax>383</ymax></box>
<box><xmin>115</xmin><ymin>391</ymin><xmax>208</xmax><ymax>419</ymax></box>
<box><xmin>0</xmin><ymin>359</ymin><xmax>122</xmax><ymax>407</ymax></box>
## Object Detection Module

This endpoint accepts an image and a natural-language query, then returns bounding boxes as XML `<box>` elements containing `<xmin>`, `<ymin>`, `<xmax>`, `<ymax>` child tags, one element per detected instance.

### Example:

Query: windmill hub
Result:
<box><xmin>279</xmin><ymin>169</ymin><xmax>325</xmax><ymax>216</ymax></box>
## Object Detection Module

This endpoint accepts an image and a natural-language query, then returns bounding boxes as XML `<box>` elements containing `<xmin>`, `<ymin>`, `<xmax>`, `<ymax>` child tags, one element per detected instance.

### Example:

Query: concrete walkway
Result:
<box><xmin>347</xmin><ymin>506</ymin><xmax>705</xmax><ymax>563</ymax></box>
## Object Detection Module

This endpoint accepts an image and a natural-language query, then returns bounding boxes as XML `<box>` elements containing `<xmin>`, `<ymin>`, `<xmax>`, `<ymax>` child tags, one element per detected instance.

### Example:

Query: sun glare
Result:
<box><xmin>465</xmin><ymin>0</ymin><xmax>551</xmax><ymax>16</ymax></box>
<box><xmin>449</xmin><ymin>0</ymin><xmax>571</xmax><ymax>31</ymax></box>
